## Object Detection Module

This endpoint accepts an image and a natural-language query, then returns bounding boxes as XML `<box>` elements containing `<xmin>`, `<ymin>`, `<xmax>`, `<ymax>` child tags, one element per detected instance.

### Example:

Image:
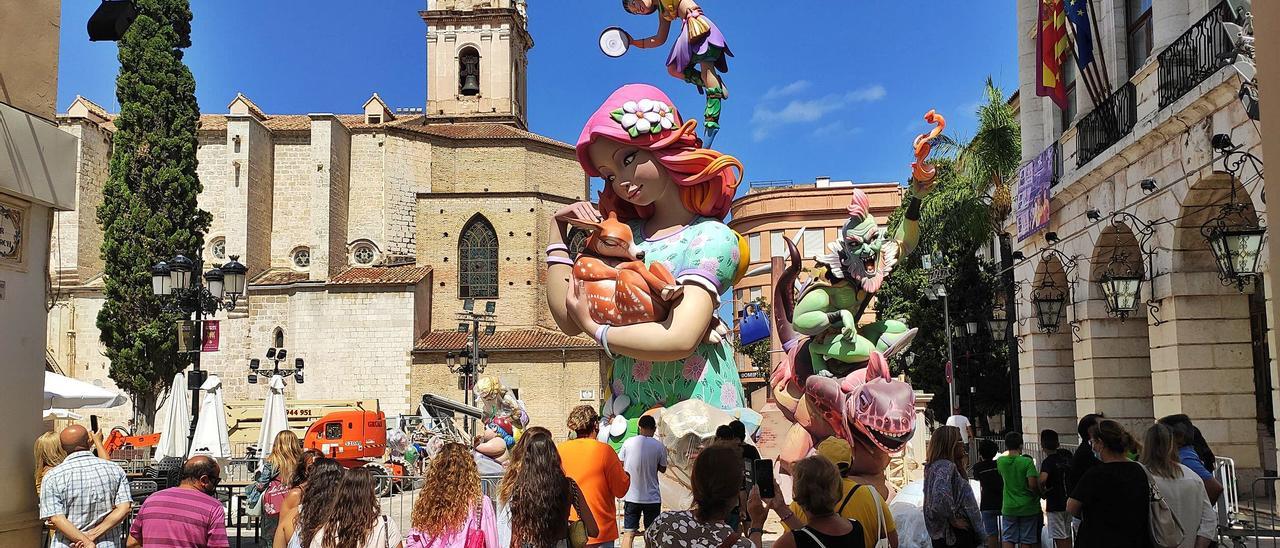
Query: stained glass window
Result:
<box><xmin>458</xmin><ymin>215</ymin><xmax>498</xmax><ymax>298</ymax></box>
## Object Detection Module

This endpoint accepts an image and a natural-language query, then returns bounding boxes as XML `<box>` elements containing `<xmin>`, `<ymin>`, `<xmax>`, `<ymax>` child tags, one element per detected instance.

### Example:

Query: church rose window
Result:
<box><xmin>353</xmin><ymin>244</ymin><xmax>376</xmax><ymax>266</ymax></box>
<box><xmin>292</xmin><ymin>247</ymin><xmax>311</xmax><ymax>269</ymax></box>
<box><xmin>211</xmin><ymin>238</ymin><xmax>226</xmax><ymax>260</ymax></box>
<box><xmin>458</xmin><ymin>214</ymin><xmax>498</xmax><ymax>298</ymax></box>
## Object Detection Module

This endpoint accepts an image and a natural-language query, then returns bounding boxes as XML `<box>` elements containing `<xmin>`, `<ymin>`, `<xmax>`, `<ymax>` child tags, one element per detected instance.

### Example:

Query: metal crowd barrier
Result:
<box><xmin>1215</xmin><ymin>475</ymin><xmax>1280</xmax><ymax>547</ymax></box>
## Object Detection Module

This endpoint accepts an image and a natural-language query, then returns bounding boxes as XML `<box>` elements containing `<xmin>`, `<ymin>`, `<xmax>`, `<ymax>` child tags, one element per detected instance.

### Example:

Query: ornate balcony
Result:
<box><xmin>1157</xmin><ymin>1</ymin><xmax>1234</xmax><ymax>110</ymax></box>
<box><xmin>1076</xmin><ymin>82</ymin><xmax>1136</xmax><ymax>168</ymax></box>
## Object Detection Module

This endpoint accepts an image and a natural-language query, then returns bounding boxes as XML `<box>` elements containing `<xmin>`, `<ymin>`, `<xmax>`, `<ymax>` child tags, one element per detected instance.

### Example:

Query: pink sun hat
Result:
<box><xmin>575</xmin><ymin>83</ymin><xmax>697</xmax><ymax>178</ymax></box>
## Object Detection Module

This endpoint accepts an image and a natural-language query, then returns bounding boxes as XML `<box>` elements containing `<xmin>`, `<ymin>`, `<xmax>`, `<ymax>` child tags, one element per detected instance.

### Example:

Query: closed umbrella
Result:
<box><xmin>153</xmin><ymin>373</ymin><xmax>190</xmax><ymax>462</ymax></box>
<box><xmin>43</xmin><ymin>372</ymin><xmax>127</xmax><ymax>410</ymax></box>
<box><xmin>256</xmin><ymin>375</ymin><xmax>289</xmax><ymax>457</ymax></box>
<box><xmin>189</xmin><ymin>374</ymin><xmax>231</xmax><ymax>459</ymax></box>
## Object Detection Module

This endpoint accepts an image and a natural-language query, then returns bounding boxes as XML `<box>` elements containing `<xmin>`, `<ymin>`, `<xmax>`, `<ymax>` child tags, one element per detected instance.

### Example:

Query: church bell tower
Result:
<box><xmin>421</xmin><ymin>0</ymin><xmax>531</xmax><ymax>129</ymax></box>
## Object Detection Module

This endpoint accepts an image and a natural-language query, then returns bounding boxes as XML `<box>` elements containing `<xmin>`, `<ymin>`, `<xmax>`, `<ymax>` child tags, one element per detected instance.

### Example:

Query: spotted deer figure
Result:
<box><xmin>563</xmin><ymin>211</ymin><xmax>683</xmax><ymax>326</ymax></box>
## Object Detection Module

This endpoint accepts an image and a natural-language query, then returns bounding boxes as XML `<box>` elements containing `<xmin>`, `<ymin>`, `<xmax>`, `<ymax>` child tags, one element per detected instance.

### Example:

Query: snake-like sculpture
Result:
<box><xmin>769</xmin><ymin>111</ymin><xmax>945</xmax><ymax>490</ymax></box>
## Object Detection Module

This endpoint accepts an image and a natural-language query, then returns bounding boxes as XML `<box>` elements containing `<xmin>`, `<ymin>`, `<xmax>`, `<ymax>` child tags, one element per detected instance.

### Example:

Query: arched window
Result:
<box><xmin>458</xmin><ymin>214</ymin><xmax>498</xmax><ymax>298</ymax></box>
<box><xmin>459</xmin><ymin>47</ymin><xmax>480</xmax><ymax>96</ymax></box>
<box><xmin>273</xmin><ymin>327</ymin><xmax>285</xmax><ymax>349</ymax></box>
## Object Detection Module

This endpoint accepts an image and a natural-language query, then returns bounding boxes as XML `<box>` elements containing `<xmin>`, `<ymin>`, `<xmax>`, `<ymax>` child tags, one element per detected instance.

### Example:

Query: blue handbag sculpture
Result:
<box><xmin>738</xmin><ymin>303</ymin><xmax>771</xmax><ymax>346</ymax></box>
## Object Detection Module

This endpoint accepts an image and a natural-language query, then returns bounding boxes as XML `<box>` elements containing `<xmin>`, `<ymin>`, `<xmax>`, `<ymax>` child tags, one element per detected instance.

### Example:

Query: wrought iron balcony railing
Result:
<box><xmin>1158</xmin><ymin>1</ymin><xmax>1234</xmax><ymax>109</ymax></box>
<box><xmin>1076</xmin><ymin>81</ymin><xmax>1137</xmax><ymax>168</ymax></box>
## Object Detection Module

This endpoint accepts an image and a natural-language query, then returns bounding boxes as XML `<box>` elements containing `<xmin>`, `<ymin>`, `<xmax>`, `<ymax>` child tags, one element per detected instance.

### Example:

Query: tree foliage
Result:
<box><xmin>97</xmin><ymin>0</ymin><xmax>210</xmax><ymax>431</ymax></box>
<box><xmin>876</xmin><ymin>79</ymin><xmax>1019</xmax><ymax>426</ymax></box>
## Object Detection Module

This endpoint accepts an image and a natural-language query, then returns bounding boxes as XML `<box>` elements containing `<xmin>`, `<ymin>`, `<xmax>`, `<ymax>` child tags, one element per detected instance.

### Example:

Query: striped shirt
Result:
<box><xmin>128</xmin><ymin>487</ymin><xmax>230</xmax><ymax>547</ymax></box>
<box><xmin>39</xmin><ymin>450</ymin><xmax>132</xmax><ymax>548</ymax></box>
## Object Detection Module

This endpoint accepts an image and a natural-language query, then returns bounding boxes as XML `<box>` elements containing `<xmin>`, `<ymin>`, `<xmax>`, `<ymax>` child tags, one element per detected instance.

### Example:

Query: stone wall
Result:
<box><xmin>51</xmin><ymin>119</ymin><xmax>111</xmax><ymax>285</ymax></box>
<box><xmin>270</xmin><ymin>136</ymin><xmax>314</xmax><ymax>270</ymax></box>
<box><xmin>410</xmin><ymin>349</ymin><xmax>604</xmax><ymax>440</ymax></box>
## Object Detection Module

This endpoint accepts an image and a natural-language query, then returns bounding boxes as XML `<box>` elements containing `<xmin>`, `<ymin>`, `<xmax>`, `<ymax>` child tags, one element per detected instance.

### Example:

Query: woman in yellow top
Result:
<box><xmin>779</xmin><ymin>438</ymin><xmax>900</xmax><ymax>547</ymax></box>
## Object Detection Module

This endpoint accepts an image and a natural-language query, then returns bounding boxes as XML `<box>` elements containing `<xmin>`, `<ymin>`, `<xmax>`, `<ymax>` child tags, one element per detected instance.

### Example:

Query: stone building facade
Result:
<box><xmin>1010</xmin><ymin>0</ymin><xmax>1274</xmax><ymax>481</ymax></box>
<box><xmin>47</xmin><ymin>0</ymin><xmax>605</xmax><ymax>438</ymax></box>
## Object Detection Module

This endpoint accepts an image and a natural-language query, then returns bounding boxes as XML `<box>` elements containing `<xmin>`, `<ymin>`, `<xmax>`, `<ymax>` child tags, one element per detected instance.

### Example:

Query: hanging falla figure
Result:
<box><xmin>618</xmin><ymin>0</ymin><xmax>731</xmax><ymax>146</ymax></box>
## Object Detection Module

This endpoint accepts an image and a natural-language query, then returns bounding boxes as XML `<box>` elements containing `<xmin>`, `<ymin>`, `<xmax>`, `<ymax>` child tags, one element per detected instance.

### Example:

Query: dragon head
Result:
<box><xmin>843</xmin><ymin>352</ymin><xmax>915</xmax><ymax>456</ymax></box>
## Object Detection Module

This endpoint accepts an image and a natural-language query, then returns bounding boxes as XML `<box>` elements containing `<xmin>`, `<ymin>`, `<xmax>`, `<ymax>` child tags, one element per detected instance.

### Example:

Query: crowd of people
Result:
<box><xmin>923</xmin><ymin>413</ymin><xmax>1222</xmax><ymax>548</ymax></box>
<box><xmin>36</xmin><ymin>405</ymin><xmax>1229</xmax><ymax>548</ymax></box>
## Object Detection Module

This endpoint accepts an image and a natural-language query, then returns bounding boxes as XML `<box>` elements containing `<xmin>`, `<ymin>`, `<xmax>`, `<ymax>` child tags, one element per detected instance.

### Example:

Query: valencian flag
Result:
<box><xmin>1064</xmin><ymin>0</ymin><xmax>1095</xmax><ymax>68</ymax></box>
<box><xmin>1037</xmin><ymin>0</ymin><xmax>1069</xmax><ymax>109</ymax></box>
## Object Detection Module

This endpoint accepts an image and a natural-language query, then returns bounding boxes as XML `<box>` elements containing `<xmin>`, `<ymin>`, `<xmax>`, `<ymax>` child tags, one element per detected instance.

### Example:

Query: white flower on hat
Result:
<box><xmin>610</xmin><ymin>98</ymin><xmax>679</xmax><ymax>138</ymax></box>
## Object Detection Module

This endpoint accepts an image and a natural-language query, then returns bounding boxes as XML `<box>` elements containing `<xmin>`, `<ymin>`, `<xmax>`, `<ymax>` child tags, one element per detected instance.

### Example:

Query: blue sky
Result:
<box><xmin>58</xmin><ymin>1</ymin><xmax>1018</xmax><ymax>193</ymax></box>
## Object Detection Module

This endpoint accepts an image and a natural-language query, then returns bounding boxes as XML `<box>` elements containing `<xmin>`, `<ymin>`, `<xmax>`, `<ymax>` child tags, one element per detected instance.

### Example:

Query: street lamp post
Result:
<box><xmin>447</xmin><ymin>299</ymin><xmax>495</xmax><ymax>436</ymax></box>
<box><xmin>924</xmin><ymin>260</ymin><xmax>956</xmax><ymax>414</ymax></box>
<box><xmin>151</xmin><ymin>252</ymin><xmax>246</xmax><ymax>444</ymax></box>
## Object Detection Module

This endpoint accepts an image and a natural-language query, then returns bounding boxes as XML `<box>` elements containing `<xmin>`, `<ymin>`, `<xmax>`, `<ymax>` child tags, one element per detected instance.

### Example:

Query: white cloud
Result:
<box><xmin>751</xmin><ymin>84</ymin><xmax>886</xmax><ymax>141</ymax></box>
<box><xmin>762</xmin><ymin>80</ymin><xmax>812</xmax><ymax>101</ymax></box>
<box><xmin>813</xmin><ymin>121</ymin><xmax>863</xmax><ymax>138</ymax></box>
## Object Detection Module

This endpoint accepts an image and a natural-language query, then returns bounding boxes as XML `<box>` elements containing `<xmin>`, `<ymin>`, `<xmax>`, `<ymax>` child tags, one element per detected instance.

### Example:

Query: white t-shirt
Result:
<box><xmin>618</xmin><ymin>434</ymin><xmax>668</xmax><ymax>504</ymax></box>
<box><xmin>946</xmin><ymin>415</ymin><xmax>972</xmax><ymax>443</ymax></box>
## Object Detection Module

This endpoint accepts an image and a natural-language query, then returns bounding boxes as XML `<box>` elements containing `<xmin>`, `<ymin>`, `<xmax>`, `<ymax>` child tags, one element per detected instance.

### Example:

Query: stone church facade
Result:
<box><xmin>47</xmin><ymin>0</ymin><xmax>605</xmax><ymax>436</ymax></box>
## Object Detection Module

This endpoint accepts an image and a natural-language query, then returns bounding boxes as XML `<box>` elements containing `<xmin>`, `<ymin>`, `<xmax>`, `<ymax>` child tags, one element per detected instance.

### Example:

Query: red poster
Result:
<box><xmin>201</xmin><ymin>320</ymin><xmax>220</xmax><ymax>352</ymax></box>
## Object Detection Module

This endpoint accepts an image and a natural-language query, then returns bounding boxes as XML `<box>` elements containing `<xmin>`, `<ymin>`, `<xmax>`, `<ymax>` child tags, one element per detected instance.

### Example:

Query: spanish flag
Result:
<box><xmin>1037</xmin><ymin>0</ymin><xmax>1069</xmax><ymax>109</ymax></box>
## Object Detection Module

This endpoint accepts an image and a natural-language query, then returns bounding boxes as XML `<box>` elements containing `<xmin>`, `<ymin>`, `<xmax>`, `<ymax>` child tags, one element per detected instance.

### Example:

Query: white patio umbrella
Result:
<box><xmin>153</xmin><ymin>372</ymin><xmax>190</xmax><ymax>462</ymax></box>
<box><xmin>42</xmin><ymin>409</ymin><xmax>84</xmax><ymax>421</ymax></box>
<box><xmin>43</xmin><ymin>371</ymin><xmax>127</xmax><ymax>410</ymax></box>
<box><xmin>188</xmin><ymin>374</ymin><xmax>231</xmax><ymax>459</ymax></box>
<box><xmin>256</xmin><ymin>375</ymin><xmax>289</xmax><ymax>458</ymax></box>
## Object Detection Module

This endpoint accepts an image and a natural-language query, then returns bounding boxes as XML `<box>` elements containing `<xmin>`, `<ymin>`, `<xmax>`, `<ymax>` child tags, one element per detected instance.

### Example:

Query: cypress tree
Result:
<box><xmin>97</xmin><ymin>0</ymin><xmax>210</xmax><ymax>431</ymax></box>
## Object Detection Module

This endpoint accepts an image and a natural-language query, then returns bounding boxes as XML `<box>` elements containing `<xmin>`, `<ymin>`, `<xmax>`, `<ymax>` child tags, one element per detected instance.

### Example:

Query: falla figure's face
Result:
<box><xmin>588</xmin><ymin>139</ymin><xmax>674</xmax><ymax>209</ymax></box>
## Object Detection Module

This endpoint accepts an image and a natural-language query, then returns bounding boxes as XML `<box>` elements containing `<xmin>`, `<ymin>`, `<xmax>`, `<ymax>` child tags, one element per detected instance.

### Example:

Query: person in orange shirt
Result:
<box><xmin>559</xmin><ymin>406</ymin><xmax>631</xmax><ymax>547</ymax></box>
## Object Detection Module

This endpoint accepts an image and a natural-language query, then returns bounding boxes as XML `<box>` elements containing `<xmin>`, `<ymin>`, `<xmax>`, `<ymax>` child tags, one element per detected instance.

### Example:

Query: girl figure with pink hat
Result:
<box><xmin>546</xmin><ymin>84</ymin><xmax>748</xmax><ymax>434</ymax></box>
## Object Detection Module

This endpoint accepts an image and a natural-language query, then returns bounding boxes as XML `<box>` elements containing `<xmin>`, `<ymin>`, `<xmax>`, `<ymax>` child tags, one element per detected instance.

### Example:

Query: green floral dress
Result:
<box><xmin>603</xmin><ymin>216</ymin><xmax>745</xmax><ymax>423</ymax></box>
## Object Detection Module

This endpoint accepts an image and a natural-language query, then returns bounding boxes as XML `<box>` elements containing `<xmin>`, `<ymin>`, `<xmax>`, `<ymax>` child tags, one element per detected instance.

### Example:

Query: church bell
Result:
<box><xmin>461</xmin><ymin>74</ymin><xmax>481</xmax><ymax>96</ymax></box>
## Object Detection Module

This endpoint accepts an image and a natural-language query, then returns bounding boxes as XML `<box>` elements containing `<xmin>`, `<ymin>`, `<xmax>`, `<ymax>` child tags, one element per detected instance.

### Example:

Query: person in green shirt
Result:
<box><xmin>995</xmin><ymin>432</ymin><xmax>1042</xmax><ymax>548</ymax></box>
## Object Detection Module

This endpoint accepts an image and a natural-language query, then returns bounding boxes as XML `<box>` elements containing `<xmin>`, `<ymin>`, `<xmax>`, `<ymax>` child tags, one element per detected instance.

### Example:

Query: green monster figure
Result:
<box><xmin>790</xmin><ymin>110</ymin><xmax>944</xmax><ymax>375</ymax></box>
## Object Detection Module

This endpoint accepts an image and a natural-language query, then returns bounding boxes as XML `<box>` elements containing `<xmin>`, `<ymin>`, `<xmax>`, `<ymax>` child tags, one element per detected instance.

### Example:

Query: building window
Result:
<box><xmin>458</xmin><ymin>214</ymin><xmax>498</xmax><ymax>298</ymax></box>
<box><xmin>748</xmin><ymin>233</ymin><xmax>761</xmax><ymax>261</ymax></box>
<box><xmin>567</xmin><ymin>228</ymin><xmax>588</xmax><ymax>257</ymax></box>
<box><xmin>291</xmin><ymin>247</ymin><xmax>311</xmax><ymax>269</ymax></box>
<box><xmin>803</xmin><ymin>230</ymin><xmax>825</xmax><ymax>259</ymax></box>
<box><xmin>210</xmin><ymin>237</ymin><xmax>226</xmax><ymax>260</ymax></box>
<box><xmin>749</xmin><ymin>286</ymin><xmax>762</xmax><ymax>302</ymax></box>
<box><xmin>770</xmin><ymin>231</ymin><xmax>785</xmax><ymax>258</ymax></box>
<box><xmin>459</xmin><ymin>47</ymin><xmax>480</xmax><ymax>96</ymax></box>
<box><xmin>352</xmin><ymin>243</ymin><xmax>377</xmax><ymax>266</ymax></box>
<box><xmin>1126</xmin><ymin>0</ymin><xmax>1153</xmax><ymax>77</ymax></box>
<box><xmin>1061</xmin><ymin>58</ymin><xmax>1077</xmax><ymax>130</ymax></box>
<box><xmin>366</xmin><ymin>113</ymin><xmax>382</xmax><ymax>124</ymax></box>
<box><xmin>273</xmin><ymin>327</ymin><xmax>285</xmax><ymax>349</ymax></box>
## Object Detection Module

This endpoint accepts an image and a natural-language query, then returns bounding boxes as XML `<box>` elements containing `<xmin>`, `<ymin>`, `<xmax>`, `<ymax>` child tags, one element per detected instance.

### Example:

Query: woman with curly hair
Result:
<box><xmin>308</xmin><ymin>467</ymin><xmax>402</xmax><ymax>548</ymax></box>
<box><xmin>498</xmin><ymin>427</ymin><xmax>599</xmax><ymax>548</ymax></box>
<box><xmin>274</xmin><ymin>457</ymin><xmax>342</xmax><ymax>547</ymax></box>
<box><xmin>405</xmin><ymin>443</ymin><xmax>497</xmax><ymax>548</ymax></box>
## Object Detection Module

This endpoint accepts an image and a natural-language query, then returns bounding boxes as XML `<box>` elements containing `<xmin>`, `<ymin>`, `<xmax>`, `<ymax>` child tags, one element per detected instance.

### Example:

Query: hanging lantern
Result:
<box><xmin>1203</xmin><ymin>205</ymin><xmax>1266</xmax><ymax>291</ymax></box>
<box><xmin>1031</xmin><ymin>280</ymin><xmax>1066</xmax><ymax>333</ymax></box>
<box><xmin>1100</xmin><ymin>271</ymin><xmax>1142</xmax><ymax>318</ymax></box>
<box><xmin>989</xmin><ymin>304</ymin><xmax>1009</xmax><ymax>342</ymax></box>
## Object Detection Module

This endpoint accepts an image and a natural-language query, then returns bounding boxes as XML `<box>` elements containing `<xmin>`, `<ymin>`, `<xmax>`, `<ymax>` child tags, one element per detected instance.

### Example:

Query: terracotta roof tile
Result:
<box><xmin>199</xmin><ymin>113</ymin><xmax>386</xmax><ymax>133</ymax></box>
<box><xmin>387</xmin><ymin>117</ymin><xmax>573</xmax><ymax>149</ymax></box>
<box><xmin>329</xmin><ymin>265</ymin><xmax>432</xmax><ymax>286</ymax></box>
<box><xmin>249</xmin><ymin>268</ymin><xmax>310</xmax><ymax>286</ymax></box>
<box><xmin>414</xmin><ymin>328</ymin><xmax>597</xmax><ymax>351</ymax></box>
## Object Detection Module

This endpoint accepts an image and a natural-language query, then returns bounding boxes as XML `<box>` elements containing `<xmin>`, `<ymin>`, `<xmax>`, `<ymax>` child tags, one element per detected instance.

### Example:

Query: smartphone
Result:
<box><xmin>752</xmin><ymin>458</ymin><xmax>775</xmax><ymax>498</ymax></box>
<box><xmin>90</xmin><ymin>415</ymin><xmax>100</xmax><ymax>434</ymax></box>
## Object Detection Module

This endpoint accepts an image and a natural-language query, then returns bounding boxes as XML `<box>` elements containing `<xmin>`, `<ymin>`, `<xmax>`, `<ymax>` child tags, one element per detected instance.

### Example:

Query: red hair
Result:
<box><xmin>598</xmin><ymin>119</ymin><xmax>743</xmax><ymax>221</ymax></box>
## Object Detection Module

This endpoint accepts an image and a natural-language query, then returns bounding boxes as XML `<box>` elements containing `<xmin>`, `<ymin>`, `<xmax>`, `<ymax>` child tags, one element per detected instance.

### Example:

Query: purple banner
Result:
<box><xmin>1016</xmin><ymin>145</ymin><xmax>1055</xmax><ymax>241</ymax></box>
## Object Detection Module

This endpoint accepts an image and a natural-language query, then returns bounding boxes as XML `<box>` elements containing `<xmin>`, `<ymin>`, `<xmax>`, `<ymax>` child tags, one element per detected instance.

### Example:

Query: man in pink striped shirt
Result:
<box><xmin>127</xmin><ymin>455</ymin><xmax>230</xmax><ymax>548</ymax></box>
